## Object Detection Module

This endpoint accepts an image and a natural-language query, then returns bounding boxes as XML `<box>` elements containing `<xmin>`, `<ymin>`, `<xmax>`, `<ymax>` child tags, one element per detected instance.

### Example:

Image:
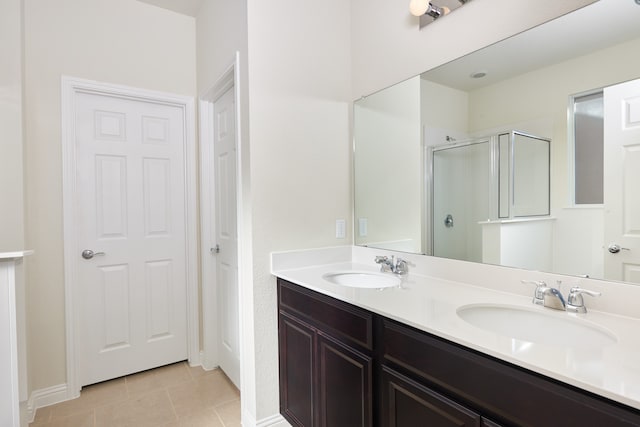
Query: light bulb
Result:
<box><xmin>409</xmin><ymin>0</ymin><xmax>430</xmax><ymax>17</ymax></box>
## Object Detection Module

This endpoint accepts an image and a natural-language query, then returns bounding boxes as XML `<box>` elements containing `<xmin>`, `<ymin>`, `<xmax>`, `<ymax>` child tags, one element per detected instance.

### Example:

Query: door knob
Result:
<box><xmin>81</xmin><ymin>249</ymin><xmax>105</xmax><ymax>259</ymax></box>
<box><xmin>444</xmin><ymin>214</ymin><xmax>454</xmax><ymax>228</ymax></box>
<box><xmin>607</xmin><ymin>243</ymin><xmax>630</xmax><ymax>254</ymax></box>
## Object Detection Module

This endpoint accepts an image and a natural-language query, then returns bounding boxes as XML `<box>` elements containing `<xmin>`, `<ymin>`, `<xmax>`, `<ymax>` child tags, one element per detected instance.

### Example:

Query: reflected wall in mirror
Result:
<box><xmin>354</xmin><ymin>77</ymin><xmax>423</xmax><ymax>253</ymax></box>
<box><xmin>353</xmin><ymin>0</ymin><xmax>640</xmax><ymax>284</ymax></box>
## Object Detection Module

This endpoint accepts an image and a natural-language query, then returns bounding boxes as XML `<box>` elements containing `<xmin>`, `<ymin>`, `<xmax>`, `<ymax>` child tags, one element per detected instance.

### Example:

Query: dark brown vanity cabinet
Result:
<box><xmin>277</xmin><ymin>278</ymin><xmax>640</xmax><ymax>427</ymax></box>
<box><xmin>278</xmin><ymin>279</ymin><xmax>373</xmax><ymax>427</ymax></box>
<box><xmin>380</xmin><ymin>318</ymin><xmax>640</xmax><ymax>427</ymax></box>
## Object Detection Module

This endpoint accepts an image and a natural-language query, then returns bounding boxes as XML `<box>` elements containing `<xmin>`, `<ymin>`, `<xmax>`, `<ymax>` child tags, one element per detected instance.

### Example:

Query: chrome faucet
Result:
<box><xmin>522</xmin><ymin>280</ymin><xmax>601</xmax><ymax>313</ymax></box>
<box><xmin>374</xmin><ymin>255</ymin><xmax>409</xmax><ymax>275</ymax></box>
<box><xmin>542</xmin><ymin>287</ymin><xmax>566</xmax><ymax>310</ymax></box>
<box><xmin>521</xmin><ymin>280</ymin><xmax>565</xmax><ymax>310</ymax></box>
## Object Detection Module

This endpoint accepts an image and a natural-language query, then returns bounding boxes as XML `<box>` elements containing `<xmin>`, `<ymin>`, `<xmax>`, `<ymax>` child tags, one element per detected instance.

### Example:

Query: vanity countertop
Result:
<box><xmin>272</xmin><ymin>250</ymin><xmax>640</xmax><ymax>411</ymax></box>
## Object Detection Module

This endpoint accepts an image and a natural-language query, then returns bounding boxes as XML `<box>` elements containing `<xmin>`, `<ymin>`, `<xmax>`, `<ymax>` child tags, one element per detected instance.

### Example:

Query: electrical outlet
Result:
<box><xmin>358</xmin><ymin>218</ymin><xmax>368</xmax><ymax>237</ymax></box>
<box><xmin>336</xmin><ymin>219</ymin><xmax>346</xmax><ymax>239</ymax></box>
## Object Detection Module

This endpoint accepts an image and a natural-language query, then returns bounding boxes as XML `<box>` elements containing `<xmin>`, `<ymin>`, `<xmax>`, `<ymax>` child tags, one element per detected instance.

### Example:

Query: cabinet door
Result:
<box><xmin>317</xmin><ymin>333</ymin><xmax>373</xmax><ymax>427</ymax></box>
<box><xmin>279</xmin><ymin>312</ymin><xmax>316</xmax><ymax>427</ymax></box>
<box><xmin>381</xmin><ymin>366</ymin><xmax>481</xmax><ymax>427</ymax></box>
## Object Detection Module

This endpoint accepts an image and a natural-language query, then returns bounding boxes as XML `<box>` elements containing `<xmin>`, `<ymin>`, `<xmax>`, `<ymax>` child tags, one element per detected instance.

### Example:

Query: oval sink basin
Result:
<box><xmin>322</xmin><ymin>271</ymin><xmax>401</xmax><ymax>289</ymax></box>
<box><xmin>457</xmin><ymin>304</ymin><xmax>617</xmax><ymax>348</ymax></box>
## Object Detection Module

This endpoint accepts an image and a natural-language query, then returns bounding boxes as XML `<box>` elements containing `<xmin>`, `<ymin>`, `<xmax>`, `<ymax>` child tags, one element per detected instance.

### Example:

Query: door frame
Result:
<box><xmin>61</xmin><ymin>76</ymin><xmax>199</xmax><ymax>397</ymax></box>
<box><xmin>199</xmin><ymin>53</ymin><xmax>243</xmax><ymax>375</ymax></box>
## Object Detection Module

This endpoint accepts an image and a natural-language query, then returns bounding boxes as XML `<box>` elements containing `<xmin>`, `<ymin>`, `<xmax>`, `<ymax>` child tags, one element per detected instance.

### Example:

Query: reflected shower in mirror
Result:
<box><xmin>353</xmin><ymin>0</ymin><xmax>640</xmax><ymax>284</ymax></box>
<box><xmin>429</xmin><ymin>132</ymin><xmax>550</xmax><ymax>268</ymax></box>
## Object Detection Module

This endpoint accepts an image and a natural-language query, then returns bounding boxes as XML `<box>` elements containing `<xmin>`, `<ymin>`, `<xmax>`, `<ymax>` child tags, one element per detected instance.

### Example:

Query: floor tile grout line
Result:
<box><xmin>215</xmin><ymin>408</ymin><xmax>228</xmax><ymax>427</ymax></box>
<box><xmin>213</xmin><ymin>397</ymin><xmax>241</xmax><ymax>410</ymax></box>
<box><xmin>165</xmin><ymin>386</ymin><xmax>181</xmax><ymax>425</ymax></box>
<box><xmin>185</xmin><ymin>360</ymin><xmax>197</xmax><ymax>381</ymax></box>
<box><xmin>49</xmin><ymin>391</ymin><xmax>128</xmax><ymax>420</ymax></box>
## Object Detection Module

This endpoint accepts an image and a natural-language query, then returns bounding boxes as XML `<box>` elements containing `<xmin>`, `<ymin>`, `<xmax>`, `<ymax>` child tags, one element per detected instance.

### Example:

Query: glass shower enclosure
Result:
<box><xmin>428</xmin><ymin>131</ymin><xmax>550</xmax><ymax>263</ymax></box>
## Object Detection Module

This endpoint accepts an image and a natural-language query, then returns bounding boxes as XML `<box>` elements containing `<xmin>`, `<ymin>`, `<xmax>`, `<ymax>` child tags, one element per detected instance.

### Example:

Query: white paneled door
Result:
<box><xmin>213</xmin><ymin>87</ymin><xmax>240</xmax><ymax>388</ymax></box>
<box><xmin>75</xmin><ymin>91</ymin><xmax>188</xmax><ymax>386</ymax></box>
<box><xmin>604</xmin><ymin>78</ymin><xmax>640</xmax><ymax>283</ymax></box>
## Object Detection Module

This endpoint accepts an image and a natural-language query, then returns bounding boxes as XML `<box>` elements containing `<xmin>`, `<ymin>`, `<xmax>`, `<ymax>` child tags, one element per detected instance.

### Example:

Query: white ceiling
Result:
<box><xmin>136</xmin><ymin>0</ymin><xmax>203</xmax><ymax>17</ymax></box>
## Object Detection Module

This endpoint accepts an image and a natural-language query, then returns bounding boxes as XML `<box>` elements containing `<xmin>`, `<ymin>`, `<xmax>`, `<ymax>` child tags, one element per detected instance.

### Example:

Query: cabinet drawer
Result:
<box><xmin>278</xmin><ymin>279</ymin><xmax>373</xmax><ymax>351</ymax></box>
<box><xmin>382</xmin><ymin>318</ymin><xmax>640</xmax><ymax>427</ymax></box>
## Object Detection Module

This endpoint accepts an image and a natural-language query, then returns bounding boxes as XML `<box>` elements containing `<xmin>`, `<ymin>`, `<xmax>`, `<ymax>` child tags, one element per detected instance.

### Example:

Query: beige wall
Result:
<box><xmin>23</xmin><ymin>0</ymin><xmax>196</xmax><ymax>391</ymax></box>
<box><xmin>355</xmin><ymin>76</ymin><xmax>422</xmax><ymax>252</ymax></box>
<box><xmin>350</xmin><ymin>0</ymin><xmax>597</xmax><ymax>100</ymax></box>
<box><xmin>421</xmin><ymin>79</ymin><xmax>469</xmax><ymax>136</ymax></box>
<box><xmin>246</xmin><ymin>0</ymin><xmax>352</xmax><ymax>420</ymax></box>
<box><xmin>0</xmin><ymin>0</ymin><xmax>25</xmax><ymax>252</ymax></box>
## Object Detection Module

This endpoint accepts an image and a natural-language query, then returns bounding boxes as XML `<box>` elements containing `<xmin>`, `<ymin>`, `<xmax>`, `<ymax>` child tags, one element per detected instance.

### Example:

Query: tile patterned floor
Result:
<box><xmin>30</xmin><ymin>362</ymin><xmax>241</xmax><ymax>427</ymax></box>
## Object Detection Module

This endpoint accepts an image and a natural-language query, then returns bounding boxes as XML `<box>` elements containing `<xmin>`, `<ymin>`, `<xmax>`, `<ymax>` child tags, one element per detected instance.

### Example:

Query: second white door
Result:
<box><xmin>213</xmin><ymin>86</ymin><xmax>240</xmax><ymax>387</ymax></box>
<box><xmin>603</xmin><ymin>78</ymin><xmax>640</xmax><ymax>283</ymax></box>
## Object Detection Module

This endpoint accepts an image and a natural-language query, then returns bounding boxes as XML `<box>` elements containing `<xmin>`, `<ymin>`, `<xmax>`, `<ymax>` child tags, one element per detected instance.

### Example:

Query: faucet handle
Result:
<box><xmin>374</xmin><ymin>255</ymin><xmax>388</xmax><ymax>263</ymax></box>
<box><xmin>521</xmin><ymin>280</ymin><xmax>548</xmax><ymax>305</ymax></box>
<box><xmin>394</xmin><ymin>258</ymin><xmax>409</xmax><ymax>275</ymax></box>
<box><xmin>567</xmin><ymin>287</ymin><xmax>601</xmax><ymax>314</ymax></box>
<box><xmin>374</xmin><ymin>255</ymin><xmax>394</xmax><ymax>273</ymax></box>
<box><xmin>521</xmin><ymin>280</ymin><xmax>546</xmax><ymax>287</ymax></box>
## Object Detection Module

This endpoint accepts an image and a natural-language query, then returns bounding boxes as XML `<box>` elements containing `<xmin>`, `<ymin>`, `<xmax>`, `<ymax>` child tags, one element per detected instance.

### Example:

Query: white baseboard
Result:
<box><xmin>26</xmin><ymin>383</ymin><xmax>72</xmax><ymax>423</ymax></box>
<box><xmin>247</xmin><ymin>412</ymin><xmax>288</xmax><ymax>427</ymax></box>
<box><xmin>256</xmin><ymin>413</ymin><xmax>289</xmax><ymax>427</ymax></box>
<box><xmin>198</xmin><ymin>350</ymin><xmax>218</xmax><ymax>371</ymax></box>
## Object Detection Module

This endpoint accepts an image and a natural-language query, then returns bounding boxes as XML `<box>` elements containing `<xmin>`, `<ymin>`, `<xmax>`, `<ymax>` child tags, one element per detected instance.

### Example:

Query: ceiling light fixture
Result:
<box><xmin>470</xmin><ymin>70</ymin><xmax>488</xmax><ymax>79</ymax></box>
<box><xmin>410</xmin><ymin>0</ymin><xmax>471</xmax><ymax>29</ymax></box>
<box><xmin>409</xmin><ymin>0</ymin><xmax>450</xmax><ymax>19</ymax></box>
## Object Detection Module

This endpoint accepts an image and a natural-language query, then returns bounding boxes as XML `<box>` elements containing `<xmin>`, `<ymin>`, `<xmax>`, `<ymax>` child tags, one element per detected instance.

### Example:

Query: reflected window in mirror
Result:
<box><xmin>572</xmin><ymin>90</ymin><xmax>604</xmax><ymax>205</ymax></box>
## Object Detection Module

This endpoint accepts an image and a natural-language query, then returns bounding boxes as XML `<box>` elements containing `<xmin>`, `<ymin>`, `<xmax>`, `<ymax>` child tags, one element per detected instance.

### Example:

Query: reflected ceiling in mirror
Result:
<box><xmin>353</xmin><ymin>0</ymin><xmax>640</xmax><ymax>284</ymax></box>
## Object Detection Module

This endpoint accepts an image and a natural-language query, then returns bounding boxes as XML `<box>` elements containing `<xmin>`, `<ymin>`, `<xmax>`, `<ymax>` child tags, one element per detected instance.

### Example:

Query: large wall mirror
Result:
<box><xmin>354</xmin><ymin>0</ymin><xmax>640</xmax><ymax>284</ymax></box>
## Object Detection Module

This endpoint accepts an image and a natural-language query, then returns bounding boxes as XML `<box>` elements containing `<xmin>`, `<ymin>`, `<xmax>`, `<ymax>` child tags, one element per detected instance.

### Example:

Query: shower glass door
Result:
<box><xmin>431</xmin><ymin>140</ymin><xmax>491</xmax><ymax>262</ymax></box>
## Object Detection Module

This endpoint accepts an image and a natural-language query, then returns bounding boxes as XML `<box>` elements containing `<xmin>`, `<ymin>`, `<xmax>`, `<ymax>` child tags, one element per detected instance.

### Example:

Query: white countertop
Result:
<box><xmin>272</xmin><ymin>250</ymin><xmax>640</xmax><ymax>411</ymax></box>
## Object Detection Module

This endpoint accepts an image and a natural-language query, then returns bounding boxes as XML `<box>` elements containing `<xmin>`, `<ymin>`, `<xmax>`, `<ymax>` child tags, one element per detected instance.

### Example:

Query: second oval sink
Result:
<box><xmin>457</xmin><ymin>304</ymin><xmax>617</xmax><ymax>348</ymax></box>
<box><xmin>322</xmin><ymin>271</ymin><xmax>401</xmax><ymax>289</ymax></box>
